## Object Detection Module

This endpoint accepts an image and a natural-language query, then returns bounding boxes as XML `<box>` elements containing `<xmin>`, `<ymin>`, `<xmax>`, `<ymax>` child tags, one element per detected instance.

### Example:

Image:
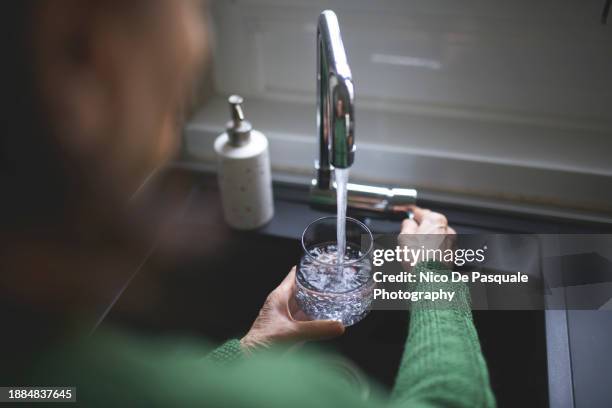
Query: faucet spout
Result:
<box><xmin>311</xmin><ymin>10</ymin><xmax>417</xmax><ymax>215</ymax></box>
<box><xmin>317</xmin><ymin>10</ymin><xmax>355</xmax><ymax>189</ymax></box>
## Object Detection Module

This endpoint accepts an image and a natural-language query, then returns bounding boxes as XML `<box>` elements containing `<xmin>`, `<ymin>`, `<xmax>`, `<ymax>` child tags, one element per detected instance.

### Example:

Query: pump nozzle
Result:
<box><xmin>226</xmin><ymin>94</ymin><xmax>252</xmax><ymax>147</ymax></box>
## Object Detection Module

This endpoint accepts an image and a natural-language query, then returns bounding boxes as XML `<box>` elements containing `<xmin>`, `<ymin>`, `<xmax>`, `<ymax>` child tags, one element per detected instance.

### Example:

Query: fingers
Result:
<box><xmin>294</xmin><ymin>320</ymin><xmax>345</xmax><ymax>341</ymax></box>
<box><xmin>407</xmin><ymin>206</ymin><xmax>448</xmax><ymax>227</ymax></box>
<box><xmin>403</xmin><ymin>206</ymin><xmax>454</xmax><ymax>236</ymax></box>
<box><xmin>421</xmin><ymin>212</ymin><xmax>447</xmax><ymax>228</ymax></box>
<box><xmin>411</xmin><ymin>207</ymin><xmax>431</xmax><ymax>223</ymax></box>
<box><xmin>401</xmin><ymin>218</ymin><xmax>418</xmax><ymax>234</ymax></box>
<box><xmin>410</xmin><ymin>206</ymin><xmax>447</xmax><ymax>225</ymax></box>
<box><xmin>244</xmin><ymin>267</ymin><xmax>345</xmax><ymax>350</ymax></box>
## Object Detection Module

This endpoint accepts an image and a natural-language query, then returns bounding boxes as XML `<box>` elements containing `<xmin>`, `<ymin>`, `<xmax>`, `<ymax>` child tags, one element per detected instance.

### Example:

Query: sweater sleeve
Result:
<box><xmin>42</xmin><ymin>261</ymin><xmax>495</xmax><ymax>407</ymax></box>
<box><xmin>205</xmin><ymin>339</ymin><xmax>244</xmax><ymax>364</ymax></box>
<box><xmin>390</xmin><ymin>262</ymin><xmax>496</xmax><ymax>408</ymax></box>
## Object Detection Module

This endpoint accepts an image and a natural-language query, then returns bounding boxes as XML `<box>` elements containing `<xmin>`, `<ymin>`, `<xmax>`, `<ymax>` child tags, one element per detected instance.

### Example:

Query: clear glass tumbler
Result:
<box><xmin>295</xmin><ymin>216</ymin><xmax>374</xmax><ymax>326</ymax></box>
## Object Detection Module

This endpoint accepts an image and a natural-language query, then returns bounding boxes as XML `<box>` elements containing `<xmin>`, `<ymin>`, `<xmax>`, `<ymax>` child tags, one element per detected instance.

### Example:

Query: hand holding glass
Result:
<box><xmin>295</xmin><ymin>216</ymin><xmax>374</xmax><ymax>326</ymax></box>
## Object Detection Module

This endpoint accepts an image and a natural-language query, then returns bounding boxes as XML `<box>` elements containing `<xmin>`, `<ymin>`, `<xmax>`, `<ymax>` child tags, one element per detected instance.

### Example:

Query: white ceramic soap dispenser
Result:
<box><xmin>214</xmin><ymin>95</ymin><xmax>274</xmax><ymax>229</ymax></box>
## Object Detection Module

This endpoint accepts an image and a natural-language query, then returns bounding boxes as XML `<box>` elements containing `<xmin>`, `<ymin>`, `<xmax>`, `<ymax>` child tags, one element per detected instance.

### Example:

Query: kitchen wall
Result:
<box><xmin>186</xmin><ymin>0</ymin><xmax>612</xmax><ymax>216</ymax></box>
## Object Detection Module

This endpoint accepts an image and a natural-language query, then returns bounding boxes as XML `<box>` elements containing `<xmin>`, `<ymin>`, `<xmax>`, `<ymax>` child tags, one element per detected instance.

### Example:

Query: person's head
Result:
<box><xmin>2</xmin><ymin>0</ymin><xmax>208</xmax><ymax>233</ymax></box>
<box><xmin>0</xmin><ymin>0</ymin><xmax>209</xmax><ymax>316</ymax></box>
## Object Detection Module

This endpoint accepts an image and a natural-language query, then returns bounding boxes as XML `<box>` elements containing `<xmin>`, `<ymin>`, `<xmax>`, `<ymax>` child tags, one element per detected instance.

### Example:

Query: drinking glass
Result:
<box><xmin>295</xmin><ymin>216</ymin><xmax>374</xmax><ymax>326</ymax></box>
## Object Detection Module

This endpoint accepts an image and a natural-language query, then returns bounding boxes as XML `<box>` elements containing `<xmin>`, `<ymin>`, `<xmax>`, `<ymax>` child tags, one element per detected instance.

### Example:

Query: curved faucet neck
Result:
<box><xmin>316</xmin><ymin>10</ymin><xmax>355</xmax><ymax>190</ymax></box>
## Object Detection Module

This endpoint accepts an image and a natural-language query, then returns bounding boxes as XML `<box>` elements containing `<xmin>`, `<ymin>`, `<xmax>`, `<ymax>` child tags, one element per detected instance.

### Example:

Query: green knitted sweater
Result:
<box><xmin>25</xmin><ymin>263</ymin><xmax>495</xmax><ymax>407</ymax></box>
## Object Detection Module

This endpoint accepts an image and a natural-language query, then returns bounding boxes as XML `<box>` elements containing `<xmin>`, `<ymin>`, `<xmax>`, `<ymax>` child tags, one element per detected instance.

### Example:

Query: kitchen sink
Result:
<box><xmin>100</xmin><ymin>168</ymin><xmax>554</xmax><ymax>407</ymax></box>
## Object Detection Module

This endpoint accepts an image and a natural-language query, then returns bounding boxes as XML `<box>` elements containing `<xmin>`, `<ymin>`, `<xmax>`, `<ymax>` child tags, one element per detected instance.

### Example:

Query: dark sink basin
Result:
<box><xmin>102</xmin><ymin>169</ymin><xmax>549</xmax><ymax>407</ymax></box>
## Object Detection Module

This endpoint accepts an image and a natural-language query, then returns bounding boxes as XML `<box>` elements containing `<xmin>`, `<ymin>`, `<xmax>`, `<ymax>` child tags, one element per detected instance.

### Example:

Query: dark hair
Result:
<box><xmin>1</xmin><ymin>1</ymin><xmax>83</xmax><ymax>233</ymax></box>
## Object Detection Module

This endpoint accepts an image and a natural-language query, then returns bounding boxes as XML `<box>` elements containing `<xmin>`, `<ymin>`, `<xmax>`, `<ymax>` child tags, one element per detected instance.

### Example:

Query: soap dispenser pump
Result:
<box><xmin>214</xmin><ymin>95</ymin><xmax>274</xmax><ymax>229</ymax></box>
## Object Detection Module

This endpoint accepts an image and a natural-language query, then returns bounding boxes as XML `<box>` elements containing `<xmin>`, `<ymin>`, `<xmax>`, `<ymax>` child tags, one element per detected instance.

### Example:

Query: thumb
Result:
<box><xmin>294</xmin><ymin>320</ymin><xmax>345</xmax><ymax>341</ymax></box>
<box><xmin>277</xmin><ymin>266</ymin><xmax>297</xmax><ymax>291</ymax></box>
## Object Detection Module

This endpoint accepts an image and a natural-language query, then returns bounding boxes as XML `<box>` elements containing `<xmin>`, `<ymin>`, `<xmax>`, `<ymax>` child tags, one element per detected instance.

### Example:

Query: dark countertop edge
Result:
<box><xmin>170</xmin><ymin>160</ymin><xmax>612</xmax><ymax>234</ymax></box>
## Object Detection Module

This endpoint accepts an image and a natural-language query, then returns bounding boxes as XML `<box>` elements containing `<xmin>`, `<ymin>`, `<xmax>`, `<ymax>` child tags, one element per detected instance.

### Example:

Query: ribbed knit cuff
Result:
<box><xmin>411</xmin><ymin>261</ymin><xmax>472</xmax><ymax>313</ymax></box>
<box><xmin>206</xmin><ymin>339</ymin><xmax>244</xmax><ymax>364</ymax></box>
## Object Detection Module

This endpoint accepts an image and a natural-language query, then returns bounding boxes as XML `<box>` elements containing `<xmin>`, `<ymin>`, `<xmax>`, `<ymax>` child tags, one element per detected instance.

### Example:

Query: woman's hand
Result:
<box><xmin>240</xmin><ymin>267</ymin><xmax>345</xmax><ymax>352</ymax></box>
<box><xmin>398</xmin><ymin>206</ymin><xmax>456</xmax><ymax>269</ymax></box>
<box><xmin>400</xmin><ymin>206</ymin><xmax>456</xmax><ymax>236</ymax></box>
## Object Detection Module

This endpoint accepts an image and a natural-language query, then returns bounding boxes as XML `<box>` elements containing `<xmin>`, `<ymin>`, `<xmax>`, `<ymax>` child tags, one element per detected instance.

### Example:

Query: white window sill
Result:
<box><xmin>183</xmin><ymin>95</ymin><xmax>612</xmax><ymax>221</ymax></box>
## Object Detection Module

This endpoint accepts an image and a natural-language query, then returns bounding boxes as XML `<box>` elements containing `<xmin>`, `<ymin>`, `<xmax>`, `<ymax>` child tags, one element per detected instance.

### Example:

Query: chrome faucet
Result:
<box><xmin>316</xmin><ymin>10</ymin><xmax>355</xmax><ymax>188</ymax></box>
<box><xmin>311</xmin><ymin>10</ymin><xmax>417</xmax><ymax>215</ymax></box>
